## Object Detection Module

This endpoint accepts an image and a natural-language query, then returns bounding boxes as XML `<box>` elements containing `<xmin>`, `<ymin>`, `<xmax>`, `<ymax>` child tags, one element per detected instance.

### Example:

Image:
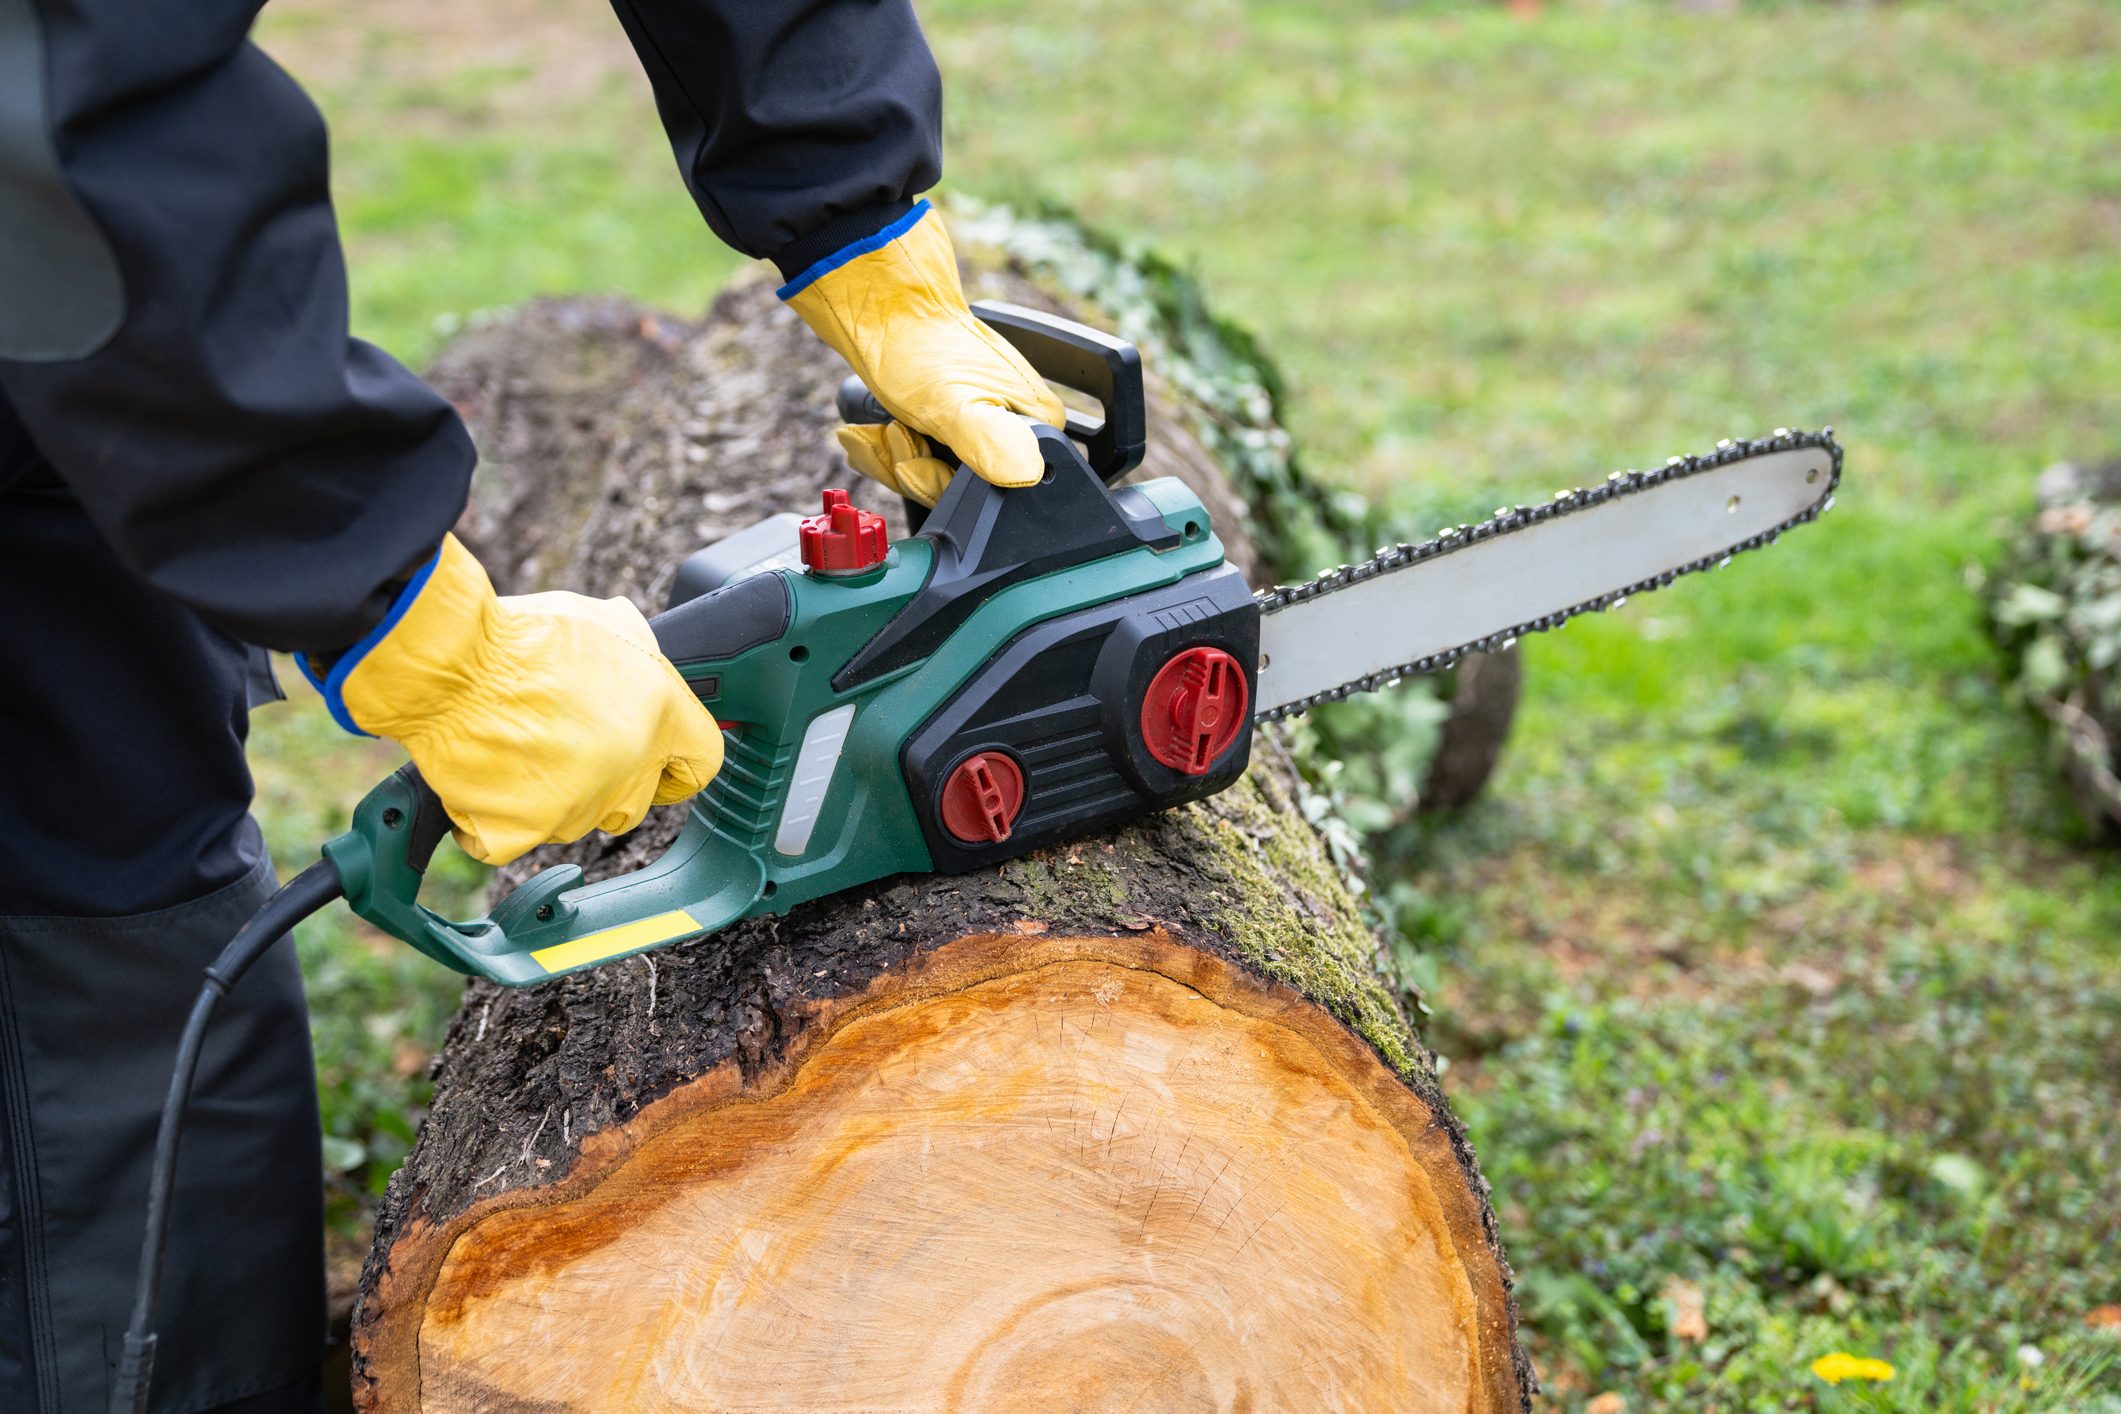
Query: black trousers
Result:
<box><xmin>1</xmin><ymin>429</ymin><xmax>328</xmax><ymax>1412</ymax></box>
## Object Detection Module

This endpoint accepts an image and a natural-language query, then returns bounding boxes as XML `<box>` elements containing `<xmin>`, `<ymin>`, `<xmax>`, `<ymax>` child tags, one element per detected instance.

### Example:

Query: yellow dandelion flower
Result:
<box><xmin>1811</xmin><ymin>1352</ymin><xmax>1896</xmax><ymax>1385</ymax></box>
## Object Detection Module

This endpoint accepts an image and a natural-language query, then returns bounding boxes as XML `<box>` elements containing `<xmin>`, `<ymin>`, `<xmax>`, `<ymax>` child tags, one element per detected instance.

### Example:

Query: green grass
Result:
<box><xmin>1391</xmin><ymin>710</ymin><xmax>2121</xmax><ymax>1407</ymax></box>
<box><xmin>252</xmin><ymin>0</ymin><xmax>2121</xmax><ymax>1399</ymax></box>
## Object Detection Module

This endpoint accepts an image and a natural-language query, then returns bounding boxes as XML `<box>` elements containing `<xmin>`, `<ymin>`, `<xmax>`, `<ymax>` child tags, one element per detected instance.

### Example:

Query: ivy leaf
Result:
<box><xmin>321</xmin><ymin>1134</ymin><xmax>367</xmax><ymax>1174</ymax></box>
<box><xmin>1994</xmin><ymin>583</ymin><xmax>2068</xmax><ymax>626</ymax></box>
<box><xmin>2021</xmin><ymin>633</ymin><xmax>2070</xmax><ymax>695</ymax></box>
<box><xmin>1927</xmin><ymin>1151</ymin><xmax>1988</xmax><ymax>1206</ymax></box>
<box><xmin>2076</xmin><ymin>593</ymin><xmax>2121</xmax><ymax>633</ymax></box>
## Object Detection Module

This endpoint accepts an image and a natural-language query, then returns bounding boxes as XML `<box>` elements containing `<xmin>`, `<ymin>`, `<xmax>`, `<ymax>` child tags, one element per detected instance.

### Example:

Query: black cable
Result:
<box><xmin>110</xmin><ymin>860</ymin><xmax>344</xmax><ymax>1414</ymax></box>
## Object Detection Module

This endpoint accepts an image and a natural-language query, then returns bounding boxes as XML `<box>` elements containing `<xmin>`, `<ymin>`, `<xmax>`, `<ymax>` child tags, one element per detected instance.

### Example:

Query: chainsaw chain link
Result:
<box><xmin>1252</xmin><ymin>427</ymin><xmax>1844</xmax><ymax>722</ymax></box>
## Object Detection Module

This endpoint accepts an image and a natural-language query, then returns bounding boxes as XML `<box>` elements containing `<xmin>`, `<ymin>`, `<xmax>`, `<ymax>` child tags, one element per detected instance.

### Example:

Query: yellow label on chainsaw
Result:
<box><xmin>531</xmin><ymin>910</ymin><xmax>701</xmax><ymax>974</ymax></box>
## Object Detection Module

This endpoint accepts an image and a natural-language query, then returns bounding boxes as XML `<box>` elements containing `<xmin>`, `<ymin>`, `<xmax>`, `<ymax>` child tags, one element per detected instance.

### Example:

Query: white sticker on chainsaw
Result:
<box><xmin>774</xmin><ymin>703</ymin><xmax>858</xmax><ymax>856</ymax></box>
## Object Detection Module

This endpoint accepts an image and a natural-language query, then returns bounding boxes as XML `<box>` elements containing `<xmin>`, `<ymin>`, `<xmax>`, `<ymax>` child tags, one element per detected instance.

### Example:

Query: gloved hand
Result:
<box><xmin>782</xmin><ymin>201</ymin><xmax>1066</xmax><ymax>507</ymax></box>
<box><xmin>307</xmin><ymin>534</ymin><xmax>724</xmax><ymax>865</ymax></box>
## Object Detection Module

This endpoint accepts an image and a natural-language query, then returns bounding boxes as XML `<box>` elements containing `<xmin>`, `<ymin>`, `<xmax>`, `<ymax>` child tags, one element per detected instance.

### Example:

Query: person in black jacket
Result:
<box><xmin>0</xmin><ymin>1</ymin><xmax>1061</xmax><ymax>1408</ymax></box>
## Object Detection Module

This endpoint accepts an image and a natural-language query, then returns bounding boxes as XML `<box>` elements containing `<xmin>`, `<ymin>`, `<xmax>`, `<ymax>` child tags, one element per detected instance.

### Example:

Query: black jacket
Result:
<box><xmin>0</xmin><ymin>0</ymin><xmax>941</xmax><ymax>651</ymax></box>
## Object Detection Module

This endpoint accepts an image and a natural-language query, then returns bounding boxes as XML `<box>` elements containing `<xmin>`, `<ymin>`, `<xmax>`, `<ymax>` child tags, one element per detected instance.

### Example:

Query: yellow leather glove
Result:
<box><xmin>309</xmin><ymin>535</ymin><xmax>724</xmax><ymax>866</ymax></box>
<box><xmin>782</xmin><ymin>201</ymin><xmax>1065</xmax><ymax>507</ymax></box>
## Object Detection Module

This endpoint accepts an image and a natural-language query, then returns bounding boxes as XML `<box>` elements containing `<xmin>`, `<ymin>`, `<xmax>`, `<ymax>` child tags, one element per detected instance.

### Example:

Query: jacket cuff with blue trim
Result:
<box><xmin>775</xmin><ymin>199</ymin><xmax>930</xmax><ymax>298</ymax></box>
<box><xmin>297</xmin><ymin>544</ymin><xmax>446</xmax><ymax>737</ymax></box>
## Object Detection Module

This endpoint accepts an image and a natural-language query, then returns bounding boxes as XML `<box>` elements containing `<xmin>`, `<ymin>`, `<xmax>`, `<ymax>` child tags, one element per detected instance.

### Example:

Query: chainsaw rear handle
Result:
<box><xmin>320</xmin><ymin>763</ymin><xmax>484</xmax><ymax>975</ymax></box>
<box><xmin>387</xmin><ymin>763</ymin><xmax>454</xmax><ymax>873</ymax></box>
<box><xmin>326</xmin><ymin>751</ymin><xmax>772</xmax><ymax>986</ymax></box>
<box><xmin>835</xmin><ymin>299</ymin><xmax>1147</xmax><ymax>486</ymax></box>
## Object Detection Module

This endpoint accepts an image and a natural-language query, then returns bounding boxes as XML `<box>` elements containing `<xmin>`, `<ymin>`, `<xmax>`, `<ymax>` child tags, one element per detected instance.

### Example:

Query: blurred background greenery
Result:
<box><xmin>249</xmin><ymin>0</ymin><xmax>2119</xmax><ymax>1406</ymax></box>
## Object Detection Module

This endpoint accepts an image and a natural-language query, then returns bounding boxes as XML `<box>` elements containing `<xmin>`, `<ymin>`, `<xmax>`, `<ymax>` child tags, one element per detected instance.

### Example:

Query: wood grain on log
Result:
<box><xmin>355</xmin><ymin>265</ymin><xmax>1528</xmax><ymax>1412</ymax></box>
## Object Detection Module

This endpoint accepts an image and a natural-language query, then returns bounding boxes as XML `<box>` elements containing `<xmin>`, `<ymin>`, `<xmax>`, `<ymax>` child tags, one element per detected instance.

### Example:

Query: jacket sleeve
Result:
<box><xmin>0</xmin><ymin>0</ymin><xmax>475</xmax><ymax>653</ymax></box>
<box><xmin>607</xmin><ymin>0</ymin><xmax>944</xmax><ymax>280</ymax></box>
<box><xmin>0</xmin><ymin>0</ymin><xmax>942</xmax><ymax>653</ymax></box>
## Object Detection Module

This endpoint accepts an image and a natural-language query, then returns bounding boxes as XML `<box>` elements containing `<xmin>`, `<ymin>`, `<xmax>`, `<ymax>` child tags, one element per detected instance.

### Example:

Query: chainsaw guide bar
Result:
<box><xmin>1253</xmin><ymin>428</ymin><xmax>1843</xmax><ymax>720</ymax></box>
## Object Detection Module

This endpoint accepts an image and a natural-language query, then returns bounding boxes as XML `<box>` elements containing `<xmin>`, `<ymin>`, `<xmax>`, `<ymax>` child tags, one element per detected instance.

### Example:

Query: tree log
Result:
<box><xmin>1421</xmin><ymin>650</ymin><xmax>1523</xmax><ymax>813</ymax></box>
<box><xmin>352</xmin><ymin>257</ymin><xmax>1529</xmax><ymax>1412</ymax></box>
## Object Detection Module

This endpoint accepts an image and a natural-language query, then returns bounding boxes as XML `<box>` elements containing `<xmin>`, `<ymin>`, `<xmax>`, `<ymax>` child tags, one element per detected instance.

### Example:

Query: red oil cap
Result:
<box><xmin>1140</xmin><ymin>646</ymin><xmax>1248</xmax><ymax>775</ymax></box>
<box><xmin>799</xmin><ymin>489</ymin><xmax>889</xmax><ymax>575</ymax></box>
<box><xmin>940</xmin><ymin>751</ymin><xmax>1025</xmax><ymax>845</ymax></box>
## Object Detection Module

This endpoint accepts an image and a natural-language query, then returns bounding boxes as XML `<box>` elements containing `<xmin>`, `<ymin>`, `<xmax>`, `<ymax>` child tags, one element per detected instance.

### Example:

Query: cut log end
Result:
<box><xmin>359</xmin><ymin>933</ymin><xmax>1517</xmax><ymax>1413</ymax></box>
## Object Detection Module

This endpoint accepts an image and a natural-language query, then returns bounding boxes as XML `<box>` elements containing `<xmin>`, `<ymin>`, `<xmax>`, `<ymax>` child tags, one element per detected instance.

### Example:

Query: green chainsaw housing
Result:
<box><xmin>324</xmin><ymin>307</ymin><xmax>1263</xmax><ymax>985</ymax></box>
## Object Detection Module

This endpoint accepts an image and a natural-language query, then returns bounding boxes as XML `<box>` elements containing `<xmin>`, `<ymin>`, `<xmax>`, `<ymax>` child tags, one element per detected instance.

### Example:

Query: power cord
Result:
<box><xmin>109</xmin><ymin>860</ymin><xmax>345</xmax><ymax>1414</ymax></box>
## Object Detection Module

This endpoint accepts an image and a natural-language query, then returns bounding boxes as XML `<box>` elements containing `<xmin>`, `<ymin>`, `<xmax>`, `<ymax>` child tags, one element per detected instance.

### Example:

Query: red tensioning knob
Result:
<box><xmin>1140</xmin><ymin>646</ymin><xmax>1248</xmax><ymax>775</ymax></box>
<box><xmin>939</xmin><ymin>751</ymin><xmax>1025</xmax><ymax>845</ymax></box>
<box><xmin>799</xmin><ymin>488</ymin><xmax>889</xmax><ymax>575</ymax></box>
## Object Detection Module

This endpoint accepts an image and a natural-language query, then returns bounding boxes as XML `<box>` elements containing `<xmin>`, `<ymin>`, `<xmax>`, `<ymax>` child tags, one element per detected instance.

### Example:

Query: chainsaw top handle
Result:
<box><xmin>835</xmin><ymin>300</ymin><xmax>1147</xmax><ymax>486</ymax></box>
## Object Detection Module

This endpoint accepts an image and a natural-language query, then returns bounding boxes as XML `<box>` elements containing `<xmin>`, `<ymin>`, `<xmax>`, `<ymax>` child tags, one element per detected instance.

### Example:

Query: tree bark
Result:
<box><xmin>351</xmin><ymin>263</ymin><xmax>1530</xmax><ymax>1412</ymax></box>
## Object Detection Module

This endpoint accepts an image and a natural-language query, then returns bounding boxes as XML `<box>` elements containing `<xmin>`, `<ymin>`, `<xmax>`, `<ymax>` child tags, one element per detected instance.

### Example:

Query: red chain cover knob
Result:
<box><xmin>1140</xmin><ymin>646</ymin><xmax>1248</xmax><ymax>775</ymax></box>
<box><xmin>799</xmin><ymin>488</ymin><xmax>889</xmax><ymax>575</ymax></box>
<box><xmin>939</xmin><ymin>751</ymin><xmax>1026</xmax><ymax>845</ymax></box>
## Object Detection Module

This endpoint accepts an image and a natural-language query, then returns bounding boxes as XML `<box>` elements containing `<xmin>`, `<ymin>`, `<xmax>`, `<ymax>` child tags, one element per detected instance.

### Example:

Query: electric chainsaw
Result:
<box><xmin>111</xmin><ymin>301</ymin><xmax>1841</xmax><ymax>1410</ymax></box>
<box><xmin>320</xmin><ymin>301</ymin><xmax>1841</xmax><ymax>986</ymax></box>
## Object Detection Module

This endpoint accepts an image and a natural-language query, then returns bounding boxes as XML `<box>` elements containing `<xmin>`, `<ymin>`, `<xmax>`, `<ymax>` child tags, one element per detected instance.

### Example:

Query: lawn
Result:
<box><xmin>251</xmin><ymin>0</ymin><xmax>2120</xmax><ymax>1405</ymax></box>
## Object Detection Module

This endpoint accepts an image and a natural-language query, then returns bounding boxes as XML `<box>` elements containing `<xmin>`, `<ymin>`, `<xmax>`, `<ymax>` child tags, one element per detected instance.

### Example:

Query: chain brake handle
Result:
<box><xmin>835</xmin><ymin>300</ymin><xmax>1147</xmax><ymax>530</ymax></box>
